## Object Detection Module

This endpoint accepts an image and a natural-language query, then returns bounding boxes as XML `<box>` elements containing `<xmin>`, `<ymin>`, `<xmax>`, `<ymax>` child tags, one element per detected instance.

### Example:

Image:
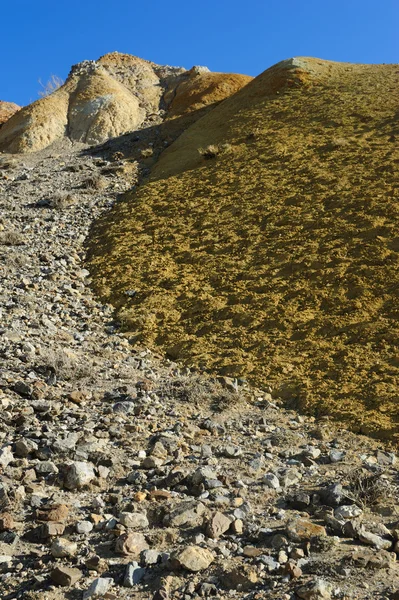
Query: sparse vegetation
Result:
<box><xmin>344</xmin><ymin>468</ymin><xmax>391</xmax><ymax>509</ymax></box>
<box><xmin>37</xmin><ymin>347</ymin><xmax>90</xmax><ymax>382</ymax></box>
<box><xmin>0</xmin><ymin>230</ymin><xmax>25</xmax><ymax>246</ymax></box>
<box><xmin>198</xmin><ymin>144</ymin><xmax>220</xmax><ymax>159</ymax></box>
<box><xmin>38</xmin><ymin>74</ymin><xmax>64</xmax><ymax>98</ymax></box>
<box><xmin>81</xmin><ymin>175</ymin><xmax>107</xmax><ymax>191</ymax></box>
<box><xmin>49</xmin><ymin>191</ymin><xmax>78</xmax><ymax>209</ymax></box>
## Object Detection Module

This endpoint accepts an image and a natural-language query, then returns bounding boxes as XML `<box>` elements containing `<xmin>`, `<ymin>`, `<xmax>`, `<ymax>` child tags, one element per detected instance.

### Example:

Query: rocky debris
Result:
<box><xmin>0</xmin><ymin>128</ymin><xmax>398</xmax><ymax>600</ymax></box>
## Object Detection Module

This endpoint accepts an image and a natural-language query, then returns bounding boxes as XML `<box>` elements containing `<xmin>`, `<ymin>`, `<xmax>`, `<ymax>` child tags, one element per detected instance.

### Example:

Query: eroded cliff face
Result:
<box><xmin>0</xmin><ymin>52</ymin><xmax>252</xmax><ymax>153</ymax></box>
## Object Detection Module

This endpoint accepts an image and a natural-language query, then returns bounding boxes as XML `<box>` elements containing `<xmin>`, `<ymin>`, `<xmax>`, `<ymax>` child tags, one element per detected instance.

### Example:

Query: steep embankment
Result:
<box><xmin>0</xmin><ymin>53</ymin><xmax>251</xmax><ymax>153</ymax></box>
<box><xmin>87</xmin><ymin>57</ymin><xmax>399</xmax><ymax>440</ymax></box>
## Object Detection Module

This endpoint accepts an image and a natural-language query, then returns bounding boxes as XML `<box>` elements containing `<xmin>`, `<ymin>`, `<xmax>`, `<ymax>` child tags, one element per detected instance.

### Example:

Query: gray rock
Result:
<box><xmin>35</xmin><ymin>460</ymin><xmax>58</xmax><ymax>475</ymax></box>
<box><xmin>83</xmin><ymin>577</ymin><xmax>113</xmax><ymax>599</ymax></box>
<box><xmin>142</xmin><ymin>549</ymin><xmax>161</xmax><ymax>565</ymax></box>
<box><xmin>334</xmin><ymin>505</ymin><xmax>363</xmax><ymax>521</ymax></box>
<box><xmin>329</xmin><ymin>450</ymin><xmax>345</xmax><ymax>463</ymax></box>
<box><xmin>123</xmin><ymin>561</ymin><xmax>146</xmax><ymax>587</ymax></box>
<box><xmin>320</xmin><ymin>483</ymin><xmax>346</xmax><ymax>507</ymax></box>
<box><xmin>164</xmin><ymin>501</ymin><xmax>207</xmax><ymax>528</ymax></box>
<box><xmin>64</xmin><ymin>461</ymin><xmax>95</xmax><ymax>489</ymax></box>
<box><xmin>0</xmin><ymin>446</ymin><xmax>13</xmax><ymax>468</ymax></box>
<box><xmin>76</xmin><ymin>520</ymin><xmax>93</xmax><ymax>534</ymax></box>
<box><xmin>263</xmin><ymin>473</ymin><xmax>280</xmax><ymax>489</ymax></box>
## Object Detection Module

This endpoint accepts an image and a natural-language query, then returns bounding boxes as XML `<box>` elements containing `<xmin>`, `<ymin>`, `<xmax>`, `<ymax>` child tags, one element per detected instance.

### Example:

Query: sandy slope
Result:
<box><xmin>87</xmin><ymin>57</ymin><xmax>399</xmax><ymax>440</ymax></box>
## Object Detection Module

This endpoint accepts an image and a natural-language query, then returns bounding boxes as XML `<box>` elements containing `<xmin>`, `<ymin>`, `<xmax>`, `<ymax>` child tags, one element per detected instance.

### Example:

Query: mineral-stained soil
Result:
<box><xmin>87</xmin><ymin>58</ymin><xmax>399</xmax><ymax>441</ymax></box>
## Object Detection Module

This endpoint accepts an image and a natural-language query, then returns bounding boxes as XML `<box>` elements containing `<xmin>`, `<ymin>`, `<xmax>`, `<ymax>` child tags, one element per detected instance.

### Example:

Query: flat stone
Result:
<box><xmin>224</xmin><ymin>564</ymin><xmax>258</xmax><ymax>590</ymax></box>
<box><xmin>50</xmin><ymin>566</ymin><xmax>82</xmax><ymax>587</ymax></box>
<box><xmin>40</xmin><ymin>522</ymin><xmax>65</xmax><ymax>537</ymax></box>
<box><xmin>334</xmin><ymin>505</ymin><xmax>363</xmax><ymax>521</ymax></box>
<box><xmin>263</xmin><ymin>473</ymin><xmax>280</xmax><ymax>489</ymax></box>
<box><xmin>164</xmin><ymin>501</ymin><xmax>207</xmax><ymax>528</ymax></box>
<box><xmin>36</xmin><ymin>503</ymin><xmax>69</xmax><ymax>522</ymax></box>
<box><xmin>76</xmin><ymin>520</ymin><xmax>94</xmax><ymax>534</ymax></box>
<box><xmin>0</xmin><ymin>512</ymin><xmax>14</xmax><ymax>531</ymax></box>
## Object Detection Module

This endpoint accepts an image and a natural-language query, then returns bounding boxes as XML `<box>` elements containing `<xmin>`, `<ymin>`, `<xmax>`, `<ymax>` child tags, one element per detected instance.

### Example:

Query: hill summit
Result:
<box><xmin>87</xmin><ymin>57</ymin><xmax>399</xmax><ymax>440</ymax></box>
<box><xmin>0</xmin><ymin>52</ymin><xmax>251</xmax><ymax>153</ymax></box>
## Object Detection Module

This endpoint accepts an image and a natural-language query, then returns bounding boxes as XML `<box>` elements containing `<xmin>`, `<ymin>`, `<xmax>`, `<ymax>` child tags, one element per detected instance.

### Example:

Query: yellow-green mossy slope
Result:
<box><xmin>87</xmin><ymin>57</ymin><xmax>399</xmax><ymax>441</ymax></box>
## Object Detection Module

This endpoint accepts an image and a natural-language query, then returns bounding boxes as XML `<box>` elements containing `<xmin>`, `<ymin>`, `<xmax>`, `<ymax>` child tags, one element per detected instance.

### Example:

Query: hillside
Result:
<box><xmin>2</xmin><ymin>54</ymin><xmax>399</xmax><ymax>600</ymax></box>
<box><xmin>87</xmin><ymin>57</ymin><xmax>399</xmax><ymax>441</ymax></box>
<box><xmin>0</xmin><ymin>52</ymin><xmax>251</xmax><ymax>154</ymax></box>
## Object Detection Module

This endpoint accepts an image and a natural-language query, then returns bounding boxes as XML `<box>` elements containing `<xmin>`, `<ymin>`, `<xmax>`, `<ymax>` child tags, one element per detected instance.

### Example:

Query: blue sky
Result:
<box><xmin>2</xmin><ymin>0</ymin><xmax>398</xmax><ymax>106</ymax></box>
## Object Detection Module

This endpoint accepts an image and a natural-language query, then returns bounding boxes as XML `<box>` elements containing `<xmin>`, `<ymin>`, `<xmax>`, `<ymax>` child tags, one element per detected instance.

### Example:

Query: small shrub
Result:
<box><xmin>156</xmin><ymin>374</ymin><xmax>239</xmax><ymax>411</ymax></box>
<box><xmin>81</xmin><ymin>175</ymin><xmax>107</xmax><ymax>191</ymax></box>
<box><xmin>0</xmin><ymin>156</ymin><xmax>18</xmax><ymax>170</ymax></box>
<box><xmin>38</xmin><ymin>75</ymin><xmax>64</xmax><ymax>98</ymax></box>
<box><xmin>140</xmin><ymin>148</ymin><xmax>154</xmax><ymax>158</ymax></box>
<box><xmin>49</xmin><ymin>192</ymin><xmax>78</xmax><ymax>209</ymax></box>
<box><xmin>344</xmin><ymin>468</ymin><xmax>390</xmax><ymax>508</ymax></box>
<box><xmin>0</xmin><ymin>230</ymin><xmax>25</xmax><ymax>246</ymax></box>
<box><xmin>198</xmin><ymin>144</ymin><xmax>220</xmax><ymax>160</ymax></box>
<box><xmin>37</xmin><ymin>348</ymin><xmax>90</xmax><ymax>382</ymax></box>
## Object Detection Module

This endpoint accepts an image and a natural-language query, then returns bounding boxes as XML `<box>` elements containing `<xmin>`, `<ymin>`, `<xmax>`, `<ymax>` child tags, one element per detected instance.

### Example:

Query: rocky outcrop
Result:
<box><xmin>0</xmin><ymin>53</ymin><xmax>251</xmax><ymax>153</ymax></box>
<box><xmin>0</xmin><ymin>101</ymin><xmax>20</xmax><ymax>126</ymax></box>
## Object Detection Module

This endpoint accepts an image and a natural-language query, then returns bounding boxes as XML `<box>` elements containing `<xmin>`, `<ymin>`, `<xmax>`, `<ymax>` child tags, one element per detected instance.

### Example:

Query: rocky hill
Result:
<box><xmin>0</xmin><ymin>101</ymin><xmax>20</xmax><ymax>126</ymax></box>
<box><xmin>0</xmin><ymin>53</ymin><xmax>251</xmax><ymax>154</ymax></box>
<box><xmin>1</xmin><ymin>54</ymin><xmax>399</xmax><ymax>600</ymax></box>
<box><xmin>87</xmin><ymin>57</ymin><xmax>399</xmax><ymax>442</ymax></box>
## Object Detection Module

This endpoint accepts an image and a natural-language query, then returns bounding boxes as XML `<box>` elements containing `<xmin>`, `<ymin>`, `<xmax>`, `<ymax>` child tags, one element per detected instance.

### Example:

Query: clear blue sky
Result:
<box><xmin>2</xmin><ymin>0</ymin><xmax>398</xmax><ymax>106</ymax></box>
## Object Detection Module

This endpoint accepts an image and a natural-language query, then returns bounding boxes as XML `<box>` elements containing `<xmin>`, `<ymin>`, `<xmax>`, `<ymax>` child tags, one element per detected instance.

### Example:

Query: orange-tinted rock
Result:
<box><xmin>286</xmin><ymin>518</ymin><xmax>327</xmax><ymax>542</ymax></box>
<box><xmin>0</xmin><ymin>101</ymin><xmax>20</xmax><ymax>126</ymax></box>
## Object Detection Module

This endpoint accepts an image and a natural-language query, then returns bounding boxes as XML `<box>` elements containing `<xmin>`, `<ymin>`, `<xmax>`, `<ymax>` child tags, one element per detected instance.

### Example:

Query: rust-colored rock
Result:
<box><xmin>36</xmin><ymin>503</ymin><xmax>69</xmax><ymax>522</ymax></box>
<box><xmin>286</xmin><ymin>518</ymin><xmax>327</xmax><ymax>542</ymax></box>
<box><xmin>115</xmin><ymin>532</ymin><xmax>149</xmax><ymax>556</ymax></box>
